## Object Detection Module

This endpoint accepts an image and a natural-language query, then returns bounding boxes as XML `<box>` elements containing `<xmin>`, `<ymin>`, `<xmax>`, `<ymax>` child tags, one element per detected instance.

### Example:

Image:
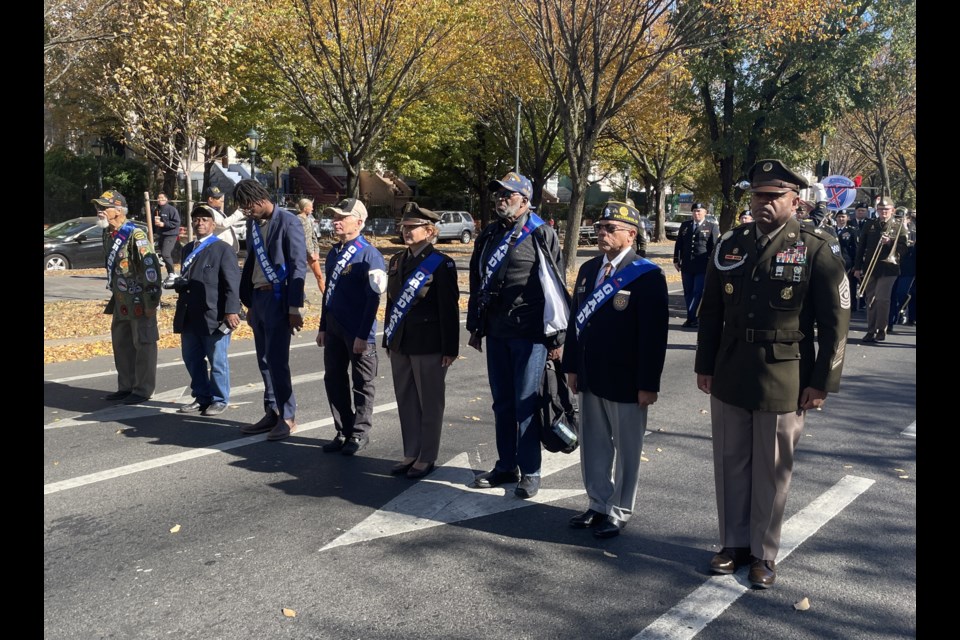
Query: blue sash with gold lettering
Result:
<box><xmin>574</xmin><ymin>259</ymin><xmax>659</xmax><ymax>337</ymax></box>
<box><xmin>384</xmin><ymin>252</ymin><xmax>444</xmax><ymax>346</ymax></box>
<box><xmin>480</xmin><ymin>213</ymin><xmax>545</xmax><ymax>292</ymax></box>
<box><xmin>105</xmin><ymin>222</ymin><xmax>135</xmax><ymax>289</ymax></box>
<box><xmin>250</xmin><ymin>219</ymin><xmax>287</xmax><ymax>300</ymax></box>
<box><xmin>325</xmin><ymin>235</ymin><xmax>372</xmax><ymax>305</ymax></box>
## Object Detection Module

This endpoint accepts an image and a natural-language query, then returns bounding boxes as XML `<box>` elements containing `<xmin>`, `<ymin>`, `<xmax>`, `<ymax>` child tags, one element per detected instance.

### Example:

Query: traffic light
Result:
<box><xmin>816</xmin><ymin>160</ymin><xmax>830</xmax><ymax>179</ymax></box>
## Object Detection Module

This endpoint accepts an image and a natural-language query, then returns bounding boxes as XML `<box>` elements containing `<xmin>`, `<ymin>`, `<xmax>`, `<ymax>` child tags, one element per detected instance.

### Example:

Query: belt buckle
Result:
<box><xmin>745</xmin><ymin>328</ymin><xmax>755</xmax><ymax>343</ymax></box>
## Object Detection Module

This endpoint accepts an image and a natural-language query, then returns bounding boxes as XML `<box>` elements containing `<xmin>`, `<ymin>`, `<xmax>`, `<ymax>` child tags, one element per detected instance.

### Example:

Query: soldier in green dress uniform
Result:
<box><xmin>694</xmin><ymin>159</ymin><xmax>851</xmax><ymax>589</ymax></box>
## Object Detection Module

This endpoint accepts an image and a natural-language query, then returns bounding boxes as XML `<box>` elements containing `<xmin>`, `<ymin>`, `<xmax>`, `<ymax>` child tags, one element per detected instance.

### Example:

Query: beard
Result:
<box><xmin>496</xmin><ymin>201</ymin><xmax>522</xmax><ymax>220</ymax></box>
<box><xmin>96</xmin><ymin>217</ymin><xmax>110</xmax><ymax>229</ymax></box>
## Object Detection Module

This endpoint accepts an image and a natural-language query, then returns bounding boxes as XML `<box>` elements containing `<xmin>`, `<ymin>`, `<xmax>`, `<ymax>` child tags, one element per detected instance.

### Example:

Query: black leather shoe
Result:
<box><xmin>748</xmin><ymin>557</ymin><xmax>776</xmax><ymax>588</ymax></box>
<box><xmin>709</xmin><ymin>547</ymin><xmax>751</xmax><ymax>574</ymax></box>
<box><xmin>876</xmin><ymin>329</ymin><xmax>886</xmax><ymax>341</ymax></box>
<box><xmin>102</xmin><ymin>390</ymin><xmax>132</xmax><ymax>401</ymax></box>
<box><xmin>862</xmin><ymin>332</ymin><xmax>877</xmax><ymax>343</ymax></box>
<box><xmin>473</xmin><ymin>468</ymin><xmax>520</xmax><ymax>488</ymax></box>
<box><xmin>178</xmin><ymin>400</ymin><xmax>207</xmax><ymax>414</ymax></box>
<box><xmin>341</xmin><ymin>434</ymin><xmax>368</xmax><ymax>456</ymax></box>
<box><xmin>593</xmin><ymin>516</ymin><xmax>626</xmax><ymax>539</ymax></box>
<box><xmin>202</xmin><ymin>402</ymin><xmax>228</xmax><ymax>416</ymax></box>
<box><xmin>569</xmin><ymin>509</ymin><xmax>607</xmax><ymax>529</ymax></box>
<box><xmin>322</xmin><ymin>434</ymin><xmax>347</xmax><ymax>452</ymax></box>
<box><xmin>121</xmin><ymin>393</ymin><xmax>150</xmax><ymax>405</ymax></box>
<box><xmin>514</xmin><ymin>475</ymin><xmax>540</xmax><ymax>499</ymax></box>
<box><xmin>406</xmin><ymin>462</ymin><xmax>435</xmax><ymax>479</ymax></box>
<box><xmin>240</xmin><ymin>412</ymin><xmax>279</xmax><ymax>434</ymax></box>
<box><xmin>390</xmin><ymin>460</ymin><xmax>416</xmax><ymax>475</ymax></box>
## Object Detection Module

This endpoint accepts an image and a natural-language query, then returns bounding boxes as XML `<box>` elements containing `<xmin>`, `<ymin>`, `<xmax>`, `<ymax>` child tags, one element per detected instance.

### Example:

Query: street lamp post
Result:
<box><xmin>91</xmin><ymin>138</ymin><xmax>104</xmax><ymax>192</ymax></box>
<box><xmin>245</xmin><ymin>128</ymin><xmax>260</xmax><ymax>181</ymax></box>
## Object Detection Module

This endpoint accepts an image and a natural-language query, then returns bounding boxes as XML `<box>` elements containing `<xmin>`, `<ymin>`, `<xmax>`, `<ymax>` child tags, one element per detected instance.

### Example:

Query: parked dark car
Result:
<box><xmin>44</xmin><ymin>217</ymin><xmax>149</xmax><ymax>271</ymax></box>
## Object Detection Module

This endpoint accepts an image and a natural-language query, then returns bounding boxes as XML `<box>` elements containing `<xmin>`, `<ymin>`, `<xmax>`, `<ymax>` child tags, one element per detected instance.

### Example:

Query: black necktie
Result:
<box><xmin>757</xmin><ymin>234</ymin><xmax>769</xmax><ymax>252</ymax></box>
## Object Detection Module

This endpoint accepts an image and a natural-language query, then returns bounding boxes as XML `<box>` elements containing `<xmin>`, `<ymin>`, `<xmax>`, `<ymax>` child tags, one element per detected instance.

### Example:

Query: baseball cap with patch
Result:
<box><xmin>599</xmin><ymin>201</ymin><xmax>641</xmax><ymax>228</ymax></box>
<box><xmin>203</xmin><ymin>185</ymin><xmax>226</xmax><ymax>200</ymax></box>
<box><xmin>323</xmin><ymin>197</ymin><xmax>368</xmax><ymax>222</ymax></box>
<box><xmin>747</xmin><ymin>159</ymin><xmax>808</xmax><ymax>194</ymax></box>
<box><xmin>91</xmin><ymin>189</ymin><xmax>127</xmax><ymax>208</ymax></box>
<box><xmin>400</xmin><ymin>201</ymin><xmax>440</xmax><ymax>224</ymax></box>
<box><xmin>488</xmin><ymin>172</ymin><xmax>533</xmax><ymax>199</ymax></box>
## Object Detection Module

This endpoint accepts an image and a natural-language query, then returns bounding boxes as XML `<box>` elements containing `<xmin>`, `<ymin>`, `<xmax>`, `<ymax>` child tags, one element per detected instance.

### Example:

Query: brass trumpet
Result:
<box><xmin>859</xmin><ymin>215</ymin><xmax>906</xmax><ymax>297</ymax></box>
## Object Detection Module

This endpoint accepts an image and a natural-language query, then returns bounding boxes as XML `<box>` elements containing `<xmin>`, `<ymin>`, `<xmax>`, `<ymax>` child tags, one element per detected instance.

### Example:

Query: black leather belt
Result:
<box><xmin>744</xmin><ymin>328</ymin><xmax>804</xmax><ymax>343</ymax></box>
<box><xmin>255</xmin><ymin>284</ymin><xmax>274</xmax><ymax>291</ymax></box>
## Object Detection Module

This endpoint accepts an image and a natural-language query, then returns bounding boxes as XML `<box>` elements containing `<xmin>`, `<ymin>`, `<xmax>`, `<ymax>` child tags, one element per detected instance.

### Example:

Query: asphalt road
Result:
<box><xmin>43</xmin><ymin>245</ymin><xmax>916</xmax><ymax>640</ymax></box>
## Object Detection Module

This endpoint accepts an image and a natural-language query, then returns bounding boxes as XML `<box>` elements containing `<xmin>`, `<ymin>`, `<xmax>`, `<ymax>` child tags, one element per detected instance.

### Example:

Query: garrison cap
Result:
<box><xmin>599</xmin><ymin>201</ymin><xmax>641</xmax><ymax>229</ymax></box>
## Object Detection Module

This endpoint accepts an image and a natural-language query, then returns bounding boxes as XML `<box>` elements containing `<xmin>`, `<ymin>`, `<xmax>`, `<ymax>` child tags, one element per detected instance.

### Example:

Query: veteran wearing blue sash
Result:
<box><xmin>562</xmin><ymin>202</ymin><xmax>668</xmax><ymax>539</ymax></box>
<box><xmin>97</xmin><ymin>189</ymin><xmax>163</xmax><ymax>405</ymax></box>
<box><xmin>171</xmin><ymin>205</ymin><xmax>242</xmax><ymax>417</ymax></box>
<box><xmin>234</xmin><ymin>179</ymin><xmax>307</xmax><ymax>441</ymax></box>
<box><xmin>695</xmin><ymin>159</ymin><xmax>850</xmax><ymax>588</ymax></box>
<box><xmin>382</xmin><ymin>203</ymin><xmax>460</xmax><ymax>479</ymax></box>
<box><xmin>317</xmin><ymin>198</ymin><xmax>387</xmax><ymax>456</ymax></box>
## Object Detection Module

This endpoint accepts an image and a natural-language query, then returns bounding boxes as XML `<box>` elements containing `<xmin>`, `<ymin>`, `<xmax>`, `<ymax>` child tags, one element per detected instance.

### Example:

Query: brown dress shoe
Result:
<box><xmin>709</xmin><ymin>547</ymin><xmax>751</xmax><ymax>574</ymax></box>
<box><xmin>748</xmin><ymin>557</ymin><xmax>776</xmax><ymax>588</ymax></box>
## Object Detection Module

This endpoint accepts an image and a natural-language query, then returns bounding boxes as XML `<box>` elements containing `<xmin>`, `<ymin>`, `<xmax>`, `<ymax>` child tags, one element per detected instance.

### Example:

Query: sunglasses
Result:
<box><xmin>594</xmin><ymin>222</ymin><xmax>628</xmax><ymax>233</ymax></box>
<box><xmin>495</xmin><ymin>191</ymin><xmax>518</xmax><ymax>200</ymax></box>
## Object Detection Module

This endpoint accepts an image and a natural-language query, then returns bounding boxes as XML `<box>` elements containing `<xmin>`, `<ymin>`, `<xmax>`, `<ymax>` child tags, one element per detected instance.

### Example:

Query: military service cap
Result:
<box><xmin>399</xmin><ymin>201</ymin><xmax>440</xmax><ymax>224</ymax></box>
<box><xmin>748</xmin><ymin>159</ymin><xmax>809</xmax><ymax>194</ymax></box>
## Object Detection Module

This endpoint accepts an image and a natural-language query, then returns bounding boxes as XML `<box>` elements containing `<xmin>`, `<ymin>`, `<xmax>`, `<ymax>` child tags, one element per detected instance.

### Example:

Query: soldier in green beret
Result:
<box><xmin>694</xmin><ymin>159</ymin><xmax>851</xmax><ymax>589</ymax></box>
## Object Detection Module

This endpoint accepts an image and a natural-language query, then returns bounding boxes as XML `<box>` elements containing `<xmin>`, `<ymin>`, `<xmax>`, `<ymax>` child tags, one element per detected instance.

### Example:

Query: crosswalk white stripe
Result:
<box><xmin>633</xmin><ymin>474</ymin><xmax>875</xmax><ymax>640</ymax></box>
<box><xmin>43</xmin><ymin>402</ymin><xmax>398</xmax><ymax>495</ymax></box>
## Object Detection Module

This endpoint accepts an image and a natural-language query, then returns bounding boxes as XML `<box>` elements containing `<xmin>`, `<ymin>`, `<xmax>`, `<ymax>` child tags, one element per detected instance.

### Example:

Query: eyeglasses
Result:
<box><xmin>495</xmin><ymin>191</ymin><xmax>517</xmax><ymax>200</ymax></box>
<box><xmin>594</xmin><ymin>222</ymin><xmax>628</xmax><ymax>233</ymax></box>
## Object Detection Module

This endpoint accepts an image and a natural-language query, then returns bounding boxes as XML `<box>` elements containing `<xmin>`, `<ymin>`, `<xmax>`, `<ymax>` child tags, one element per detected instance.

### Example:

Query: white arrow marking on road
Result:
<box><xmin>901</xmin><ymin>421</ymin><xmax>916</xmax><ymax>438</ymax></box>
<box><xmin>321</xmin><ymin>451</ymin><xmax>585</xmax><ymax>551</ymax></box>
<box><xmin>633</xmin><ymin>474</ymin><xmax>875</xmax><ymax>640</ymax></box>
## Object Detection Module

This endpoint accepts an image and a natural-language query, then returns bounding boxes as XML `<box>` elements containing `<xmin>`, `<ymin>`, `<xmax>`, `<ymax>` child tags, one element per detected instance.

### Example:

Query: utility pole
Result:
<box><xmin>514</xmin><ymin>96</ymin><xmax>522</xmax><ymax>173</ymax></box>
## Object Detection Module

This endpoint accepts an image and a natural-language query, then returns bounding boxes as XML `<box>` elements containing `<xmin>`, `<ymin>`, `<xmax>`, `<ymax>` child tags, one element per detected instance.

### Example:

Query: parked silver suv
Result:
<box><xmin>436</xmin><ymin>211</ymin><xmax>475</xmax><ymax>243</ymax></box>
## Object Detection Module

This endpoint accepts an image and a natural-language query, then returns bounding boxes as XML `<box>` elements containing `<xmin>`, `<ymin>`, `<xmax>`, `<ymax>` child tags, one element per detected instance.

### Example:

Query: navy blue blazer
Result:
<box><xmin>173</xmin><ymin>237</ymin><xmax>242</xmax><ymax>335</ymax></box>
<box><xmin>239</xmin><ymin>205</ymin><xmax>307</xmax><ymax>310</ymax></box>
<box><xmin>562</xmin><ymin>249</ymin><xmax>669</xmax><ymax>403</ymax></box>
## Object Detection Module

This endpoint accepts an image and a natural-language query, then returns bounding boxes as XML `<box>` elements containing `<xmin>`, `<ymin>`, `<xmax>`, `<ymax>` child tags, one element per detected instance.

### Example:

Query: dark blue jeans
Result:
<box><xmin>485</xmin><ymin>335</ymin><xmax>547</xmax><ymax>476</ymax></box>
<box><xmin>681</xmin><ymin>270</ymin><xmax>706</xmax><ymax>322</ymax></box>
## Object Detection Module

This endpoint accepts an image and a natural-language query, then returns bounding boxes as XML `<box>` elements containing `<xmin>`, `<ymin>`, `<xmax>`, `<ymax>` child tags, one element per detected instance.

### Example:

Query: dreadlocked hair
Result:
<box><xmin>233</xmin><ymin>179</ymin><xmax>271</xmax><ymax>208</ymax></box>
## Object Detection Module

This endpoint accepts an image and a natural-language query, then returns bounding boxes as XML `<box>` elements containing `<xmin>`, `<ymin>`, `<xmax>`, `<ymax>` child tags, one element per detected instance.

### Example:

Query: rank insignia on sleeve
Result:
<box><xmin>724</xmin><ymin>283</ymin><xmax>734</xmax><ymax>295</ymax></box>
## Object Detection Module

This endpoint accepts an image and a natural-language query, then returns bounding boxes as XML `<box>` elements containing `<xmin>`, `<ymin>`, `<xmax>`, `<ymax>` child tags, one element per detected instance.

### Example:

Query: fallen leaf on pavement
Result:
<box><xmin>169</xmin><ymin>524</ymin><xmax>181</xmax><ymax>533</ymax></box>
<box><xmin>282</xmin><ymin>608</ymin><xmax>297</xmax><ymax>618</ymax></box>
<box><xmin>793</xmin><ymin>597</ymin><xmax>810</xmax><ymax>611</ymax></box>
